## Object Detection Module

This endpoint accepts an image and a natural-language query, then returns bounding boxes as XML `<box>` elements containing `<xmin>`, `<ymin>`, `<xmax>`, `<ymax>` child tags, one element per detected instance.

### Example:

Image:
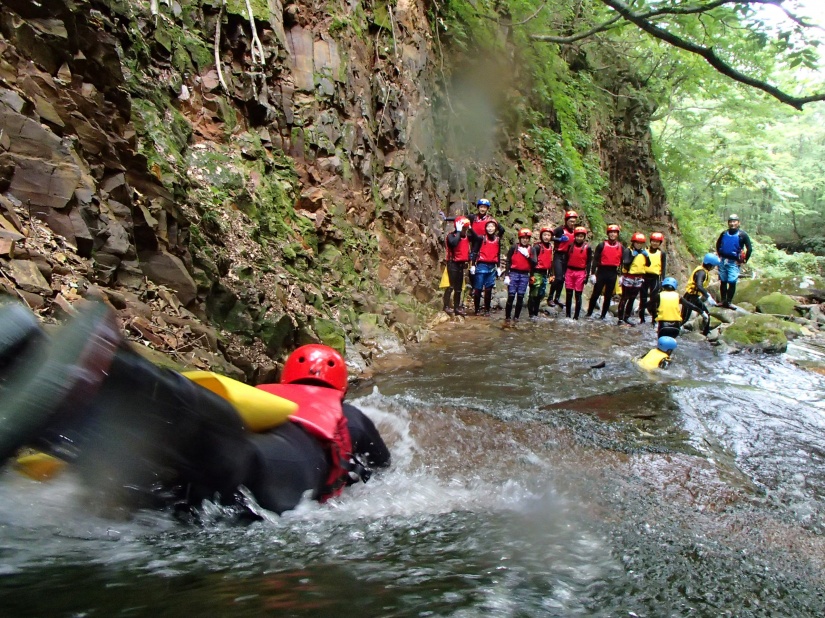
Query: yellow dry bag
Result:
<box><xmin>15</xmin><ymin>452</ymin><xmax>67</xmax><ymax>481</ymax></box>
<box><xmin>439</xmin><ymin>266</ymin><xmax>450</xmax><ymax>289</ymax></box>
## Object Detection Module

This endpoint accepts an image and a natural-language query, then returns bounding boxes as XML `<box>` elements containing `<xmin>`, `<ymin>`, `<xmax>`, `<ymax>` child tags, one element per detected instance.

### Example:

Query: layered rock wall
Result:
<box><xmin>0</xmin><ymin>0</ymin><xmax>668</xmax><ymax>378</ymax></box>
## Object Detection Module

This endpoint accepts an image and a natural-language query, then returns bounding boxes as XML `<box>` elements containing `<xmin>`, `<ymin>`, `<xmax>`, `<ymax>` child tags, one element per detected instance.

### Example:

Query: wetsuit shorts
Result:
<box><xmin>473</xmin><ymin>263</ymin><xmax>497</xmax><ymax>290</ymax></box>
<box><xmin>508</xmin><ymin>271</ymin><xmax>530</xmax><ymax>295</ymax></box>
<box><xmin>718</xmin><ymin>258</ymin><xmax>740</xmax><ymax>284</ymax></box>
<box><xmin>565</xmin><ymin>268</ymin><xmax>587</xmax><ymax>292</ymax></box>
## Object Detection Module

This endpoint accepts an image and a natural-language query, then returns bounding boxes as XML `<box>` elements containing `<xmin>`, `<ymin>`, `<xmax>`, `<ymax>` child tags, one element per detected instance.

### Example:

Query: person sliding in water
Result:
<box><xmin>547</xmin><ymin>210</ymin><xmax>579</xmax><ymax>307</ymax></box>
<box><xmin>563</xmin><ymin>227</ymin><xmax>593</xmax><ymax>320</ymax></box>
<box><xmin>527</xmin><ymin>226</ymin><xmax>555</xmax><ymax>318</ymax></box>
<box><xmin>616</xmin><ymin>233</ymin><xmax>651</xmax><ymax>327</ymax></box>
<box><xmin>639</xmin><ymin>232</ymin><xmax>667</xmax><ymax>325</ymax></box>
<box><xmin>586</xmin><ymin>224</ymin><xmax>623</xmax><ymax>320</ymax></box>
<box><xmin>503</xmin><ymin>228</ymin><xmax>536</xmax><ymax>326</ymax></box>
<box><xmin>636</xmin><ymin>336</ymin><xmax>678</xmax><ymax>371</ymax></box>
<box><xmin>443</xmin><ymin>216</ymin><xmax>471</xmax><ymax>316</ymax></box>
<box><xmin>0</xmin><ymin>301</ymin><xmax>390</xmax><ymax>518</ymax></box>
<box><xmin>682</xmin><ymin>253</ymin><xmax>720</xmax><ymax>336</ymax></box>
<box><xmin>469</xmin><ymin>219</ymin><xmax>502</xmax><ymax>316</ymax></box>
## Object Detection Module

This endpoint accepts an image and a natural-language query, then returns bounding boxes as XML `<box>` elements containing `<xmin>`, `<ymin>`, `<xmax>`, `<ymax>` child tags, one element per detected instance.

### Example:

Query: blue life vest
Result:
<box><xmin>718</xmin><ymin>231</ymin><xmax>742</xmax><ymax>260</ymax></box>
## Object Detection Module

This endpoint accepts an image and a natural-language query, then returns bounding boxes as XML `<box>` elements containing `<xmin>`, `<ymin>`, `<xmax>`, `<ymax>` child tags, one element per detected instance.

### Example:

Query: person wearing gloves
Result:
<box><xmin>503</xmin><ymin>228</ymin><xmax>537</xmax><ymax>326</ymax></box>
<box><xmin>527</xmin><ymin>227</ymin><xmax>556</xmax><ymax>318</ymax></box>
<box><xmin>547</xmin><ymin>210</ymin><xmax>579</xmax><ymax>307</ymax></box>
<box><xmin>682</xmin><ymin>253</ymin><xmax>720</xmax><ymax>336</ymax></box>
<box><xmin>715</xmin><ymin>214</ymin><xmax>753</xmax><ymax>308</ymax></box>
<box><xmin>469</xmin><ymin>219</ymin><xmax>502</xmax><ymax>316</ymax></box>
<box><xmin>636</xmin><ymin>336</ymin><xmax>678</xmax><ymax>371</ymax></box>
<box><xmin>639</xmin><ymin>232</ymin><xmax>667</xmax><ymax>324</ymax></box>
<box><xmin>586</xmin><ymin>224</ymin><xmax>623</xmax><ymax>319</ymax></box>
<box><xmin>616</xmin><ymin>233</ymin><xmax>651</xmax><ymax>326</ymax></box>
<box><xmin>563</xmin><ymin>227</ymin><xmax>593</xmax><ymax>320</ymax></box>
<box><xmin>443</xmin><ymin>216</ymin><xmax>471</xmax><ymax>316</ymax></box>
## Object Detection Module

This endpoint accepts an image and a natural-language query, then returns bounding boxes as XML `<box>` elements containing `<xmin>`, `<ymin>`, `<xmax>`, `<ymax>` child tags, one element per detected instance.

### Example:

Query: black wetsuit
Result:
<box><xmin>548</xmin><ymin>225</ymin><xmax>576</xmax><ymax>304</ymax></box>
<box><xmin>13</xmin><ymin>338</ymin><xmax>391</xmax><ymax>516</ymax></box>
<box><xmin>586</xmin><ymin>241</ymin><xmax>622</xmax><ymax>319</ymax></box>
<box><xmin>682</xmin><ymin>268</ymin><xmax>713</xmax><ymax>335</ymax></box>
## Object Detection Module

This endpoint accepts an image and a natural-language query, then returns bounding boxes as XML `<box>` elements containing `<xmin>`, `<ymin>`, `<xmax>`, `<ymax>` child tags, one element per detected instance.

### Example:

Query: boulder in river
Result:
<box><xmin>720</xmin><ymin>313</ymin><xmax>803</xmax><ymax>353</ymax></box>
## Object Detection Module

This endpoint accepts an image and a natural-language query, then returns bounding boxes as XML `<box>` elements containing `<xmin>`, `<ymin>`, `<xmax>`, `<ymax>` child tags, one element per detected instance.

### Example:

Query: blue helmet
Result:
<box><xmin>661</xmin><ymin>277</ymin><xmax>678</xmax><ymax>290</ymax></box>
<box><xmin>657</xmin><ymin>336</ymin><xmax>677</xmax><ymax>353</ymax></box>
<box><xmin>703</xmin><ymin>253</ymin><xmax>721</xmax><ymax>267</ymax></box>
<box><xmin>477</xmin><ymin>198</ymin><xmax>491</xmax><ymax>208</ymax></box>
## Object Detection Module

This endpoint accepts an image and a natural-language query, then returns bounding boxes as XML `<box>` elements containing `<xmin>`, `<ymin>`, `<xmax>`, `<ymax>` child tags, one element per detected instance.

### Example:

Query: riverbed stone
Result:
<box><xmin>720</xmin><ymin>314</ymin><xmax>802</xmax><ymax>353</ymax></box>
<box><xmin>755</xmin><ymin>292</ymin><xmax>797</xmax><ymax>316</ymax></box>
<box><xmin>5</xmin><ymin>258</ymin><xmax>51</xmax><ymax>295</ymax></box>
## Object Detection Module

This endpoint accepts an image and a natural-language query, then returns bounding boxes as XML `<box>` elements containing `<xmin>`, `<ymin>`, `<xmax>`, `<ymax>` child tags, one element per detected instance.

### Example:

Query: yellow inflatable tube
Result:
<box><xmin>183</xmin><ymin>371</ymin><xmax>298</xmax><ymax>432</ymax></box>
<box><xmin>15</xmin><ymin>452</ymin><xmax>68</xmax><ymax>481</ymax></box>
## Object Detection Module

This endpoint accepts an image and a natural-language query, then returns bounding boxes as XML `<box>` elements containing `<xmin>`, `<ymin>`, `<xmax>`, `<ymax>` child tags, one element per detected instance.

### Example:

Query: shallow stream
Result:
<box><xmin>2</xmin><ymin>317</ymin><xmax>825</xmax><ymax>617</ymax></box>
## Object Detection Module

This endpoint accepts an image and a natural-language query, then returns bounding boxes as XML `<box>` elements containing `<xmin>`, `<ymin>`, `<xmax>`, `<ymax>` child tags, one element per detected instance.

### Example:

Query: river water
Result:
<box><xmin>2</xmin><ymin>317</ymin><xmax>825</xmax><ymax>617</ymax></box>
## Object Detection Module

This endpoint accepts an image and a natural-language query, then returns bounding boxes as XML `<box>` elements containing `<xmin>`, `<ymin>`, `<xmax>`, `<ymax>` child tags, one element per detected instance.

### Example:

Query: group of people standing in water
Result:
<box><xmin>441</xmin><ymin>200</ymin><xmax>753</xmax><ymax>342</ymax></box>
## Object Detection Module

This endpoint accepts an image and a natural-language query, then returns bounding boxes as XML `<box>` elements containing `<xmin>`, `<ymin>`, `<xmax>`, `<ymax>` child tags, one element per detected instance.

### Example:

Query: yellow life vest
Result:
<box><xmin>657</xmin><ymin>290</ymin><xmax>682</xmax><ymax>322</ymax></box>
<box><xmin>626</xmin><ymin>252</ymin><xmax>648</xmax><ymax>275</ymax></box>
<box><xmin>645</xmin><ymin>249</ymin><xmax>663</xmax><ymax>275</ymax></box>
<box><xmin>636</xmin><ymin>348</ymin><xmax>670</xmax><ymax>371</ymax></box>
<box><xmin>685</xmin><ymin>265</ymin><xmax>710</xmax><ymax>296</ymax></box>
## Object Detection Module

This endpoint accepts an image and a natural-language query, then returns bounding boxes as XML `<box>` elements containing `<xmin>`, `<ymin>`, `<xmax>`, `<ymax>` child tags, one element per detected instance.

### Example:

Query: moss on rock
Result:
<box><xmin>720</xmin><ymin>314</ymin><xmax>802</xmax><ymax>353</ymax></box>
<box><xmin>755</xmin><ymin>292</ymin><xmax>797</xmax><ymax>316</ymax></box>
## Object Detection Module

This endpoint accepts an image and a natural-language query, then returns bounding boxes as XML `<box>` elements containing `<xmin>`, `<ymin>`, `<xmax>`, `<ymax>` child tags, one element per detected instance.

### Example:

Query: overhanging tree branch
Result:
<box><xmin>599</xmin><ymin>0</ymin><xmax>825</xmax><ymax>109</ymax></box>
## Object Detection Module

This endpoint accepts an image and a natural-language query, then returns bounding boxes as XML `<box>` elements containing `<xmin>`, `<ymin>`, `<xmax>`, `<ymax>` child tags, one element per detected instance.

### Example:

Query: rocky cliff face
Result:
<box><xmin>0</xmin><ymin>0</ymin><xmax>668</xmax><ymax>380</ymax></box>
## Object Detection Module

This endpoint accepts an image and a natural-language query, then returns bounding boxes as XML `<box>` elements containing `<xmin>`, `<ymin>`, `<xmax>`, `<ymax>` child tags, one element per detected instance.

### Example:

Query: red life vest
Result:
<box><xmin>567</xmin><ymin>243</ymin><xmax>589</xmax><ymax>269</ymax></box>
<box><xmin>446</xmin><ymin>235</ymin><xmax>470</xmax><ymax>262</ymax></box>
<box><xmin>599</xmin><ymin>241</ymin><xmax>622</xmax><ymax>267</ymax></box>
<box><xmin>477</xmin><ymin>235</ymin><xmax>500</xmax><ymax>263</ymax></box>
<box><xmin>471</xmin><ymin>214</ymin><xmax>494</xmax><ymax>236</ymax></box>
<box><xmin>510</xmin><ymin>247</ymin><xmax>532</xmax><ymax>271</ymax></box>
<box><xmin>255</xmin><ymin>383</ymin><xmax>352</xmax><ymax>501</ymax></box>
<box><xmin>535</xmin><ymin>243</ymin><xmax>553</xmax><ymax>270</ymax></box>
<box><xmin>556</xmin><ymin>226</ymin><xmax>575</xmax><ymax>253</ymax></box>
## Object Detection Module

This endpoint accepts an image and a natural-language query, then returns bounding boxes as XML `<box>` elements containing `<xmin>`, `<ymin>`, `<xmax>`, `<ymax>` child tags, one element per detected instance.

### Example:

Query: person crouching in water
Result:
<box><xmin>636</xmin><ymin>336</ymin><xmax>678</xmax><ymax>371</ymax></box>
<box><xmin>617</xmin><ymin>233</ymin><xmax>651</xmax><ymax>326</ymax></box>
<box><xmin>443</xmin><ymin>216</ymin><xmax>471</xmax><ymax>316</ymax></box>
<box><xmin>470</xmin><ymin>220</ymin><xmax>502</xmax><ymax>316</ymax></box>
<box><xmin>657</xmin><ymin>276</ymin><xmax>708</xmax><ymax>338</ymax></box>
<box><xmin>586</xmin><ymin>224</ymin><xmax>623</xmax><ymax>319</ymax></box>
<box><xmin>639</xmin><ymin>232</ymin><xmax>667</xmax><ymax>325</ymax></box>
<box><xmin>504</xmin><ymin>228</ymin><xmax>536</xmax><ymax>325</ymax></box>
<box><xmin>682</xmin><ymin>253</ymin><xmax>720</xmax><ymax>336</ymax></box>
<box><xmin>528</xmin><ymin>226</ymin><xmax>555</xmax><ymax>318</ymax></box>
<box><xmin>564</xmin><ymin>227</ymin><xmax>593</xmax><ymax>320</ymax></box>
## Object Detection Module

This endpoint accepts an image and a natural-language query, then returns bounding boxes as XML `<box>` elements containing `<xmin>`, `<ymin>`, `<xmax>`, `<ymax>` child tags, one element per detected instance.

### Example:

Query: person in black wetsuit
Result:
<box><xmin>547</xmin><ymin>210</ymin><xmax>579</xmax><ymax>307</ymax></box>
<box><xmin>586</xmin><ymin>224</ymin><xmax>623</xmax><ymax>319</ymax></box>
<box><xmin>682</xmin><ymin>253</ymin><xmax>720</xmax><ymax>336</ymax></box>
<box><xmin>715</xmin><ymin>214</ymin><xmax>753</xmax><ymax>308</ymax></box>
<box><xmin>0</xmin><ymin>302</ymin><xmax>390</xmax><ymax>517</ymax></box>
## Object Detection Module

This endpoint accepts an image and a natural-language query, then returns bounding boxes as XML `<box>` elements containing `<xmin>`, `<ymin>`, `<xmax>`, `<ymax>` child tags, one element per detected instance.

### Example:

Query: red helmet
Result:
<box><xmin>485</xmin><ymin>219</ymin><xmax>499</xmax><ymax>230</ymax></box>
<box><xmin>518</xmin><ymin>228</ymin><xmax>533</xmax><ymax>238</ymax></box>
<box><xmin>631</xmin><ymin>232</ymin><xmax>646</xmax><ymax>243</ymax></box>
<box><xmin>650</xmin><ymin>232</ymin><xmax>664</xmax><ymax>242</ymax></box>
<box><xmin>281</xmin><ymin>344</ymin><xmax>348</xmax><ymax>392</ymax></box>
<box><xmin>454</xmin><ymin>216</ymin><xmax>471</xmax><ymax>231</ymax></box>
<box><xmin>573</xmin><ymin>226</ymin><xmax>588</xmax><ymax>236</ymax></box>
<box><xmin>606</xmin><ymin>224</ymin><xmax>621</xmax><ymax>233</ymax></box>
<box><xmin>564</xmin><ymin>210</ymin><xmax>579</xmax><ymax>220</ymax></box>
<box><xmin>539</xmin><ymin>226</ymin><xmax>554</xmax><ymax>236</ymax></box>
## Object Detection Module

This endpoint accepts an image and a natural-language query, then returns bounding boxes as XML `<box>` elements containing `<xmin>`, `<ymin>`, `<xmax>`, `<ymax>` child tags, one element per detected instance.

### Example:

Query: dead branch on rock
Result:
<box><xmin>215</xmin><ymin>0</ymin><xmax>229</xmax><ymax>93</ymax></box>
<box><xmin>243</xmin><ymin>0</ymin><xmax>265</xmax><ymax>65</ymax></box>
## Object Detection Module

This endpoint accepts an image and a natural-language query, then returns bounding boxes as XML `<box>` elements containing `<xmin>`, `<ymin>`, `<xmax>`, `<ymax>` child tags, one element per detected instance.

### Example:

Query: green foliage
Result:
<box><xmin>748</xmin><ymin>239</ymin><xmax>821</xmax><ymax>278</ymax></box>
